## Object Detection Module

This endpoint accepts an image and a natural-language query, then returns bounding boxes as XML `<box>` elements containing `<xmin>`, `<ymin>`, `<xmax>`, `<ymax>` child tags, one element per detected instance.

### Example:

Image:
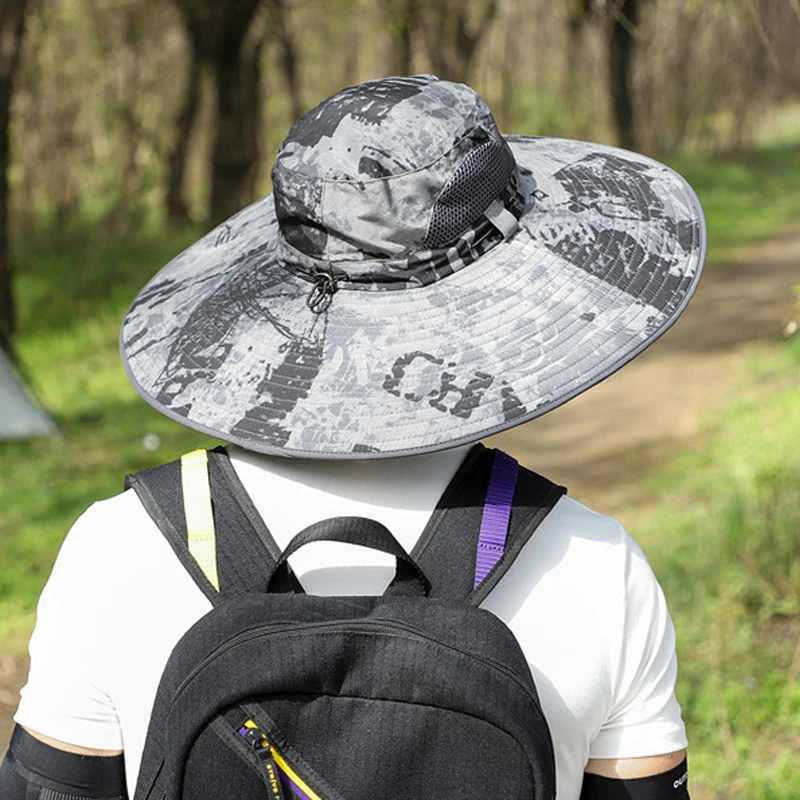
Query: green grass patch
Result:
<box><xmin>666</xmin><ymin>143</ymin><xmax>800</xmax><ymax>267</ymax></box>
<box><xmin>629</xmin><ymin>337</ymin><xmax>800</xmax><ymax>798</ymax></box>
<box><xmin>0</xmin><ymin>231</ymin><xmax>221</xmax><ymax>650</ymax></box>
<box><xmin>14</xmin><ymin>231</ymin><xmax>202</xmax><ymax>336</ymax></box>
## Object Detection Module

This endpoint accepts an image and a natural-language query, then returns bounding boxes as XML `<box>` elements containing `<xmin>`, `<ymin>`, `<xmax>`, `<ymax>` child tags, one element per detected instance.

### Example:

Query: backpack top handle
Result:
<box><xmin>266</xmin><ymin>516</ymin><xmax>432</xmax><ymax>598</ymax></box>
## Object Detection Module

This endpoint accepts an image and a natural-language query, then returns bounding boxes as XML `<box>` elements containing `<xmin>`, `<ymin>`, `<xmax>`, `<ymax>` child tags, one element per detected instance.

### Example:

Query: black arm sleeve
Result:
<box><xmin>580</xmin><ymin>758</ymin><xmax>689</xmax><ymax>800</ymax></box>
<box><xmin>0</xmin><ymin>725</ymin><xmax>128</xmax><ymax>799</ymax></box>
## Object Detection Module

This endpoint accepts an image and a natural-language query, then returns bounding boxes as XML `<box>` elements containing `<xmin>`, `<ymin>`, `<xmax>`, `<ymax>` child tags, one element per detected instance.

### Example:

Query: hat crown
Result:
<box><xmin>271</xmin><ymin>76</ymin><xmax>519</xmax><ymax>267</ymax></box>
<box><xmin>275</xmin><ymin>75</ymin><xmax>496</xmax><ymax>180</ymax></box>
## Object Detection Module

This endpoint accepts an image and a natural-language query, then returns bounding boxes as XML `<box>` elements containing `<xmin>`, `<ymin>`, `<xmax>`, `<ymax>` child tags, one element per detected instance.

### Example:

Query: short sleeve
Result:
<box><xmin>14</xmin><ymin>502</ymin><xmax>126</xmax><ymax>751</ymax></box>
<box><xmin>588</xmin><ymin>532</ymin><xmax>688</xmax><ymax>759</ymax></box>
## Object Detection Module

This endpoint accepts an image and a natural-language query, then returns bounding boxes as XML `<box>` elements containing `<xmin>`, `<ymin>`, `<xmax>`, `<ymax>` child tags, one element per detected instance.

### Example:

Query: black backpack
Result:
<box><xmin>126</xmin><ymin>443</ymin><xmax>565</xmax><ymax>800</ymax></box>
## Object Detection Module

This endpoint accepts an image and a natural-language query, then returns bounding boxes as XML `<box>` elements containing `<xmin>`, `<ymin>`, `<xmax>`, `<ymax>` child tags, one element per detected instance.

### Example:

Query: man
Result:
<box><xmin>1</xmin><ymin>75</ymin><xmax>704</xmax><ymax>799</ymax></box>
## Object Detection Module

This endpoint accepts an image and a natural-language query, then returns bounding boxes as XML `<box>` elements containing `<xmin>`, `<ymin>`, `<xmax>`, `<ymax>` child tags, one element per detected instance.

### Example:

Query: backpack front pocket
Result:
<box><xmin>239</xmin><ymin>719</ymin><xmax>323</xmax><ymax>800</ymax></box>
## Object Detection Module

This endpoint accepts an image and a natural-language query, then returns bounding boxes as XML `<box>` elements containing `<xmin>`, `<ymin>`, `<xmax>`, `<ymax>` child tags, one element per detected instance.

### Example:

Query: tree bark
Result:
<box><xmin>420</xmin><ymin>0</ymin><xmax>497</xmax><ymax>84</ymax></box>
<box><xmin>175</xmin><ymin>0</ymin><xmax>263</xmax><ymax>226</ymax></box>
<box><xmin>210</xmin><ymin>34</ymin><xmax>262</xmax><ymax>224</ymax></box>
<box><xmin>381</xmin><ymin>0</ymin><xmax>421</xmax><ymax>76</ymax></box>
<box><xmin>563</xmin><ymin>0</ymin><xmax>593</xmax><ymax>96</ymax></box>
<box><xmin>0</xmin><ymin>0</ymin><xmax>28</xmax><ymax>344</ymax></box>
<box><xmin>266</xmin><ymin>0</ymin><xmax>302</xmax><ymax>121</ymax></box>
<box><xmin>165</xmin><ymin>48</ymin><xmax>201</xmax><ymax>227</ymax></box>
<box><xmin>607</xmin><ymin>0</ymin><xmax>640</xmax><ymax>150</ymax></box>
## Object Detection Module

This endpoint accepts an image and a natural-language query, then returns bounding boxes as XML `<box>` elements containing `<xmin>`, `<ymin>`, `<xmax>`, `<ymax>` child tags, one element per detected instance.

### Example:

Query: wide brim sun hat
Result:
<box><xmin>121</xmin><ymin>75</ymin><xmax>706</xmax><ymax>459</ymax></box>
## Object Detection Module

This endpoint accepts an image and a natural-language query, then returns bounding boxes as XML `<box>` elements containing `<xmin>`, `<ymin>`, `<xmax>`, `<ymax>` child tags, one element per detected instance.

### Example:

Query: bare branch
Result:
<box><xmin>605</xmin><ymin>0</ymin><xmax>642</xmax><ymax>41</ymax></box>
<box><xmin>745</xmin><ymin>0</ymin><xmax>782</xmax><ymax>73</ymax></box>
<box><xmin>744</xmin><ymin>0</ymin><xmax>800</xmax><ymax>91</ymax></box>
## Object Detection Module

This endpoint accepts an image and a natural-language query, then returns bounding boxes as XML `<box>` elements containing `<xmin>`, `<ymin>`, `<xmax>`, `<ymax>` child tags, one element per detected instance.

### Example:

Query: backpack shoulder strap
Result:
<box><xmin>409</xmin><ymin>444</ymin><xmax>566</xmax><ymax>606</ymax></box>
<box><xmin>125</xmin><ymin>447</ymin><xmax>294</xmax><ymax>605</ymax></box>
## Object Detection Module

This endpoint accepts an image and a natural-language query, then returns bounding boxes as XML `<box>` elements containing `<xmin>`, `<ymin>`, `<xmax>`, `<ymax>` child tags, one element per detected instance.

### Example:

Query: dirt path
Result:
<box><xmin>0</xmin><ymin>655</ymin><xmax>27</xmax><ymax>753</ymax></box>
<box><xmin>2</xmin><ymin>222</ymin><xmax>800</xmax><ymax>757</ymax></box>
<box><xmin>487</xmin><ymin>219</ymin><xmax>800</xmax><ymax>511</ymax></box>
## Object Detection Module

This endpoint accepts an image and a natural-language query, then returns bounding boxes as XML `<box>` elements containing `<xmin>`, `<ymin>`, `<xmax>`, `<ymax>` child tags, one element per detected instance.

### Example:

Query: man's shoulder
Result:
<box><xmin>541</xmin><ymin>496</ymin><xmax>662</xmax><ymax>597</ymax></box>
<box><xmin>539</xmin><ymin>495</ymin><xmax>658</xmax><ymax>591</ymax></box>
<box><xmin>539</xmin><ymin>494</ymin><xmax>628</xmax><ymax>550</ymax></box>
<box><xmin>483</xmin><ymin>493</ymin><xmax>655</xmax><ymax>618</ymax></box>
<box><xmin>55</xmin><ymin>486</ymin><xmax>172</xmax><ymax>574</ymax></box>
<box><xmin>77</xmin><ymin>484</ymin><xmax>158</xmax><ymax>531</ymax></box>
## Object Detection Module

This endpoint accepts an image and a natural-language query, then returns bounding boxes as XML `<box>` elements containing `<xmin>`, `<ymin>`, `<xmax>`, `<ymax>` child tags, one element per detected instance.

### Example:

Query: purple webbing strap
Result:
<box><xmin>473</xmin><ymin>450</ymin><xmax>519</xmax><ymax>588</ymax></box>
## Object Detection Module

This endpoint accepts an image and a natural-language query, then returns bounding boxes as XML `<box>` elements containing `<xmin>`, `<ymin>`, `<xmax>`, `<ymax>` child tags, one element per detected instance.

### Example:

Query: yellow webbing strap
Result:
<box><xmin>181</xmin><ymin>449</ymin><xmax>220</xmax><ymax>592</ymax></box>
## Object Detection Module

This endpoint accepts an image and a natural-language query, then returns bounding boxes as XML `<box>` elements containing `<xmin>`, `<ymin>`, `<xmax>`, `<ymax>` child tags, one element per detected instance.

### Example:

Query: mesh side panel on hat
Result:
<box><xmin>424</xmin><ymin>140</ymin><xmax>515</xmax><ymax>249</ymax></box>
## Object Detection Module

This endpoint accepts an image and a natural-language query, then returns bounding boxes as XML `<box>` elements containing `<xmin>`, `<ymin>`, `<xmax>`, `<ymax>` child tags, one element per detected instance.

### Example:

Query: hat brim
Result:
<box><xmin>121</xmin><ymin>136</ymin><xmax>706</xmax><ymax>459</ymax></box>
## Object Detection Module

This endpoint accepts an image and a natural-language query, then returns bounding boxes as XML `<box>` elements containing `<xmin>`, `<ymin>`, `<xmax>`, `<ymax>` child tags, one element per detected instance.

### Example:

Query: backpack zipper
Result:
<box><xmin>241</xmin><ymin>719</ymin><xmax>321</xmax><ymax>800</ymax></box>
<box><xmin>172</xmin><ymin>617</ymin><xmax>541</xmax><ymax>713</ymax></box>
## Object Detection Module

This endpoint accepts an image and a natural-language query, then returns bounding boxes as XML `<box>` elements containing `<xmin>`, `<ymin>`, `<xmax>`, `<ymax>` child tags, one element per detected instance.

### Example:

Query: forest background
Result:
<box><xmin>1</xmin><ymin>1</ymin><xmax>800</xmax><ymax>798</ymax></box>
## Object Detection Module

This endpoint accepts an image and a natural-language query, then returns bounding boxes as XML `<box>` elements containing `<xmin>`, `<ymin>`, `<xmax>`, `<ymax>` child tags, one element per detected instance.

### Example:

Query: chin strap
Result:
<box><xmin>0</xmin><ymin>725</ymin><xmax>128</xmax><ymax>799</ymax></box>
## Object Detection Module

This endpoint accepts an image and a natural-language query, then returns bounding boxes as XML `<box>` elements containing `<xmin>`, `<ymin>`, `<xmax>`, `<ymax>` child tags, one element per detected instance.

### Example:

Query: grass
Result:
<box><xmin>0</xmin><ymin>233</ymin><xmax>222</xmax><ymax>649</ymax></box>
<box><xmin>666</xmin><ymin>143</ymin><xmax>800</xmax><ymax>267</ymax></box>
<box><xmin>1</xmin><ymin>142</ymin><xmax>799</xmax><ymax>794</ymax></box>
<box><xmin>629</xmin><ymin>335</ymin><xmax>800</xmax><ymax>798</ymax></box>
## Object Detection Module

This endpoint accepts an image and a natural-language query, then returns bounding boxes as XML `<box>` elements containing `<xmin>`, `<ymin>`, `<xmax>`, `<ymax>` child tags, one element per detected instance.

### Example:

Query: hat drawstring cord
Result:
<box><xmin>306</xmin><ymin>269</ymin><xmax>338</xmax><ymax>314</ymax></box>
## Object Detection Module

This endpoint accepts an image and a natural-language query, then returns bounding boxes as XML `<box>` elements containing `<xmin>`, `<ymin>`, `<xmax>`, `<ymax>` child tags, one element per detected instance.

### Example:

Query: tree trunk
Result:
<box><xmin>607</xmin><ymin>0</ymin><xmax>640</xmax><ymax>150</ymax></box>
<box><xmin>174</xmin><ymin>0</ymin><xmax>263</xmax><ymax>226</ymax></box>
<box><xmin>165</xmin><ymin>49</ymin><xmax>201</xmax><ymax>227</ymax></box>
<box><xmin>0</xmin><ymin>0</ymin><xmax>28</xmax><ymax>344</ymax></box>
<box><xmin>420</xmin><ymin>0</ymin><xmax>497</xmax><ymax>84</ymax></box>
<box><xmin>381</xmin><ymin>0</ymin><xmax>421</xmax><ymax>76</ymax></box>
<box><xmin>267</xmin><ymin>0</ymin><xmax>302</xmax><ymax>121</ymax></box>
<box><xmin>210</xmin><ymin>38</ymin><xmax>262</xmax><ymax>224</ymax></box>
<box><xmin>563</xmin><ymin>0</ymin><xmax>593</xmax><ymax>97</ymax></box>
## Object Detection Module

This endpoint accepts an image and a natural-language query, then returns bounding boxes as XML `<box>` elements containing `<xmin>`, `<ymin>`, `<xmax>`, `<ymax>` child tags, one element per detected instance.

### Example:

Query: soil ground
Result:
<box><xmin>488</xmin><ymin>219</ymin><xmax>800</xmax><ymax>510</ymax></box>
<box><xmin>2</xmin><ymin>221</ymin><xmax>800</xmax><ymax>756</ymax></box>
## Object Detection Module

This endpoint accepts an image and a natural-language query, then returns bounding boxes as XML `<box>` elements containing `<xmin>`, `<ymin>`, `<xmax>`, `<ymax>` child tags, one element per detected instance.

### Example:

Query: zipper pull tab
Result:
<box><xmin>246</xmin><ymin>728</ymin><xmax>287</xmax><ymax>800</ymax></box>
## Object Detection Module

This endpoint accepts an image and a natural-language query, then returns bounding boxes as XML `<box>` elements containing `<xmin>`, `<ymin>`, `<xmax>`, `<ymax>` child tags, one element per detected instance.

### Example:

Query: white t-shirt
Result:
<box><xmin>15</xmin><ymin>445</ymin><xmax>687</xmax><ymax>799</ymax></box>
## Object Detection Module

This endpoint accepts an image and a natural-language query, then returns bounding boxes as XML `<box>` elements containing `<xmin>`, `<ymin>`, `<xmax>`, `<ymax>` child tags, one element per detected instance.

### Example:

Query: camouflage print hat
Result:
<box><xmin>121</xmin><ymin>75</ymin><xmax>706</xmax><ymax>459</ymax></box>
